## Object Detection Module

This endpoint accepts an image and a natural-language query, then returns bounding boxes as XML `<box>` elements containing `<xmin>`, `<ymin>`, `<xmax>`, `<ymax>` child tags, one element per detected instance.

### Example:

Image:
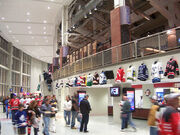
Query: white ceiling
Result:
<box><xmin>0</xmin><ymin>0</ymin><xmax>73</xmax><ymax>63</ymax></box>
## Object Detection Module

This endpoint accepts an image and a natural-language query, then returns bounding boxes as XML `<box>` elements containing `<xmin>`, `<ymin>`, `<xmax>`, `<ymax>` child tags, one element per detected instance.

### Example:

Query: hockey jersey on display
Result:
<box><xmin>99</xmin><ymin>72</ymin><xmax>107</xmax><ymax>85</ymax></box>
<box><xmin>138</xmin><ymin>63</ymin><xmax>149</xmax><ymax>81</ymax></box>
<box><xmin>151</xmin><ymin>61</ymin><xmax>164</xmax><ymax>83</ymax></box>
<box><xmin>126</xmin><ymin>66</ymin><xmax>136</xmax><ymax>82</ymax></box>
<box><xmin>164</xmin><ymin>58</ymin><xmax>179</xmax><ymax>79</ymax></box>
<box><xmin>116</xmin><ymin>68</ymin><xmax>125</xmax><ymax>83</ymax></box>
<box><xmin>93</xmin><ymin>72</ymin><xmax>99</xmax><ymax>85</ymax></box>
<box><xmin>87</xmin><ymin>74</ymin><xmax>93</xmax><ymax>86</ymax></box>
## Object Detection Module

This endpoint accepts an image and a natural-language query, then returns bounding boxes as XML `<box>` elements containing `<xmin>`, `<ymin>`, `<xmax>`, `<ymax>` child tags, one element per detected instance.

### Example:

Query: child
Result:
<box><xmin>15</xmin><ymin>104</ymin><xmax>27</xmax><ymax>135</ymax></box>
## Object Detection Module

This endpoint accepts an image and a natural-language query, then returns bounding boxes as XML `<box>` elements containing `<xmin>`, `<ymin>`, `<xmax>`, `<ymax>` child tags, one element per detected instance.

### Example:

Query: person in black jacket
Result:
<box><xmin>80</xmin><ymin>95</ymin><xmax>91</xmax><ymax>133</ymax></box>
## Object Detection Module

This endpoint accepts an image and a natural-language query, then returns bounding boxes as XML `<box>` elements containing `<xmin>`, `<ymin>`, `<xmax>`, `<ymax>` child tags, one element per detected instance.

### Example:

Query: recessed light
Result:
<box><xmin>28</xmin><ymin>31</ymin><xmax>32</xmax><ymax>34</ymax></box>
<box><xmin>12</xmin><ymin>36</ymin><xmax>15</xmax><ymax>39</ymax></box>
<box><xmin>43</xmin><ymin>36</ymin><xmax>47</xmax><ymax>39</ymax></box>
<box><xmin>46</xmin><ymin>40</ymin><xmax>48</xmax><ymax>42</ymax></box>
<box><xmin>27</xmin><ymin>19</ymin><xmax>30</xmax><ymax>22</ymax></box>
<box><xmin>31</xmin><ymin>36</ymin><xmax>34</xmax><ymax>39</ymax></box>
<box><xmin>43</xmin><ymin>26</ymin><xmax>46</xmax><ymax>30</ymax></box>
<box><xmin>9</xmin><ymin>30</ymin><xmax>12</xmax><ymax>33</ymax></box>
<box><xmin>16</xmin><ymin>40</ymin><xmax>19</xmax><ymax>42</ymax></box>
<box><xmin>6</xmin><ymin>25</ymin><xmax>9</xmax><ymax>29</ymax></box>
<box><xmin>27</xmin><ymin>26</ymin><xmax>31</xmax><ymax>29</ymax></box>
<box><xmin>1</xmin><ymin>17</ymin><xmax>5</xmax><ymax>20</ymax></box>
<box><xmin>50</xmin><ymin>0</ymin><xmax>54</xmax><ymax>1</ymax></box>
<box><xmin>44</xmin><ymin>31</ymin><xmax>46</xmax><ymax>34</ymax></box>
<box><xmin>26</xmin><ymin>12</ymin><xmax>30</xmax><ymax>16</ymax></box>
<box><xmin>43</xmin><ymin>20</ymin><xmax>47</xmax><ymax>23</ymax></box>
<box><xmin>48</xmin><ymin>6</ymin><xmax>51</xmax><ymax>10</ymax></box>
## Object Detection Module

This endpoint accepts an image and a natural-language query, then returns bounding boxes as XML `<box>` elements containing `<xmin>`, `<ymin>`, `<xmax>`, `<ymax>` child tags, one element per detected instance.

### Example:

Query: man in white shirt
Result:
<box><xmin>64</xmin><ymin>95</ymin><xmax>72</xmax><ymax>126</ymax></box>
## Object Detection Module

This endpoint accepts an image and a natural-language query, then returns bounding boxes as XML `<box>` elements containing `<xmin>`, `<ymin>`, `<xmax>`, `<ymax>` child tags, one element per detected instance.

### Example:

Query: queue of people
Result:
<box><xmin>1</xmin><ymin>93</ymin><xmax>58</xmax><ymax>135</ymax></box>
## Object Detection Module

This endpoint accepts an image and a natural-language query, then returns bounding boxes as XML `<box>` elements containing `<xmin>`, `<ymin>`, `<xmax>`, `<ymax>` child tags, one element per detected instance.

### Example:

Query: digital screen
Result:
<box><xmin>127</xmin><ymin>91</ymin><xmax>135</xmax><ymax>111</ymax></box>
<box><xmin>78</xmin><ymin>91</ymin><xmax>86</xmax><ymax>104</ymax></box>
<box><xmin>110</xmin><ymin>87</ymin><xmax>120</xmax><ymax>96</ymax></box>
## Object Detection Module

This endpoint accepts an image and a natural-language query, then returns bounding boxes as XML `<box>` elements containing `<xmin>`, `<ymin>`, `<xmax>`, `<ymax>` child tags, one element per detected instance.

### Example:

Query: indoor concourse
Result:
<box><xmin>0</xmin><ymin>0</ymin><xmax>180</xmax><ymax>135</ymax></box>
<box><xmin>0</xmin><ymin>111</ymin><xmax>149</xmax><ymax>135</ymax></box>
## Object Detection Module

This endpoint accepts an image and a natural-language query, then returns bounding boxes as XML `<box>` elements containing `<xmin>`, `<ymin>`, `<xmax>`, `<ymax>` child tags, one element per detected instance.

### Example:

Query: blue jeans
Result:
<box><xmin>127</xmin><ymin>113</ymin><xmax>136</xmax><ymax>128</ymax></box>
<box><xmin>11</xmin><ymin>110</ymin><xmax>17</xmax><ymax>125</ymax></box>
<box><xmin>80</xmin><ymin>114</ymin><xmax>89</xmax><ymax>132</ymax></box>
<box><xmin>150</xmin><ymin>127</ymin><xmax>157</xmax><ymax>135</ymax></box>
<box><xmin>121</xmin><ymin>113</ymin><xmax>128</xmax><ymax>129</ymax></box>
<box><xmin>71</xmin><ymin>111</ymin><xmax>78</xmax><ymax>128</ymax></box>
<box><xmin>64</xmin><ymin>110</ymin><xmax>71</xmax><ymax>125</ymax></box>
<box><xmin>43</xmin><ymin>116</ymin><xmax>50</xmax><ymax>135</ymax></box>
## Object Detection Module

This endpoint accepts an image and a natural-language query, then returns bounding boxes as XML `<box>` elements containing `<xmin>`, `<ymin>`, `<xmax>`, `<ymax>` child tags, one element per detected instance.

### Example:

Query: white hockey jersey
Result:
<box><xmin>126</xmin><ymin>66</ymin><xmax>136</xmax><ymax>82</ymax></box>
<box><xmin>87</xmin><ymin>74</ymin><xmax>93</xmax><ymax>83</ymax></box>
<box><xmin>99</xmin><ymin>72</ymin><xmax>107</xmax><ymax>84</ymax></box>
<box><xmin>151</xmin><ymin>62</ymin><xmax>164</xmax><ymax>79</ymax></box>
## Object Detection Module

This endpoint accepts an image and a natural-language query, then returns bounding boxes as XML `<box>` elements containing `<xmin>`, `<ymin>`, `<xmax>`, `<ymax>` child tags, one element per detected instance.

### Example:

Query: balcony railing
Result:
<box><xmin>53</xmin><ymin>27</ymin><xmax>180</xmax><ymax>80</ymax></box>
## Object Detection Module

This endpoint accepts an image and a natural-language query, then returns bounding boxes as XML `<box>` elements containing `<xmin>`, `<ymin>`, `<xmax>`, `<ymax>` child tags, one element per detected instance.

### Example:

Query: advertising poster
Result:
<box><xmin>127</xmin><ymin>91</ymin><xmax>135</xmax><ymax>111</ymax></box>
<box><xmin>78</xmin><ymin>92</ymin><xmax>86</xmax><ymax>104</ymax></box>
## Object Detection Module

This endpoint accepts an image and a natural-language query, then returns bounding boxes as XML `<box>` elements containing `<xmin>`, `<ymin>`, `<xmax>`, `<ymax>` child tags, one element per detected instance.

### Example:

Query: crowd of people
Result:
<box><xmin>2</xmin><ymin>93</ymin><xmax>58</xmax><ymax>135</ymax></box>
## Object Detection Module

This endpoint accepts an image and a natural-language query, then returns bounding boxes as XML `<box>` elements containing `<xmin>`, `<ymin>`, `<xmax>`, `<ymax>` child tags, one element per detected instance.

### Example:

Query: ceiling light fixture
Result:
<box><xmin>31</xmin><ymin>36</ymin><xmax>34</xmax><ymax>39</ymax></box>
<box><xmin>16</xmin><ymin>40</ymin><xmax>19</xmax><ymax>42</ymax></box>
<box><xmin>43</xmin><ymin>26</ymin><xmax>46</xmax><ymax>30</ymax></box>
<box><xmin>43</xmin><ymin>20</ymin><xmax>47</xmax><ymax>23</ymax></box>
<box><xmin>84</xmin><ymin>14</ymin><xmax>87</xmax><ymax>19</ymax></box>
<box><xmin>44</xmin><ymin>31</ymin><xmax>46</xmax><ymax>34</ymax></box>
<box><xmin>6</xmin><ymin>25</ymin><xmax>9</xmax><ymax>29</ymax></box>
<box><xmin>26</xmin><ymin>12</ymin><xmax>30</xmax><ymax>16</ymax></box>
<box><xmin>48</xmin><ymin>6</ymin><xmax>51</xmax><ymax>10</ymax></box>
<box><xmin>50</xmin><ymin>0</ymin><xmax>54</xmax><ymax>1</ymax></box>
<box><xmin>27</xmin><ymin>19</ymin><xmax>30</xmax><ymax>22</ymax></box>
<box><xmin>94</xmin><ymin>7</ymin><xmax>97</xmax><ymax>11</ymax></box>
<box><xmin>27</xmin><ymin>26</ymin><xmax>31</xmax><ymax>29</ymax></box>
<box><xmin>9</xmin><ymin>30</ymin><xmax>12</xmax><ymax>33</ymax></box>
<box><xmin>46</xmin><ymin>40</ymin><xmax>48</xmax><ymax>42</ymax></box>
<box><xmin>1</xmin><ymin>17</ymin><xmax>5</xmax><ymax>20</ymax></box>
<box><xmin>28</xmin><ymin>31</ymin><xmax>32</xmax><ymax>34</ymax></box>
<box><xmin>43</xmin><ymin>36</ymin><xmax>47</xmax><ymax>39</ymax></box>
<box><xmin>89</xmin><ymin>10</ymin><xmax>92</xmax><ymax>15</ymax></box>
<box><xmin>72</xmin><ymin>25</ymin><xmax>75</xmax><ymax>29</ymax></box>
<box><xmin>12</xmin><ymin>36</ymin><xmax>15</xmax><ymax>39</ymax></box>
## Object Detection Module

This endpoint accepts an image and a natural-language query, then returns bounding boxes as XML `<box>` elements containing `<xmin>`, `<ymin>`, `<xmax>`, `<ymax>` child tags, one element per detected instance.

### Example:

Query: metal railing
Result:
<box><xmin>53</xmin><ymin>27</ymin><xmax>180</xmax><ymax>80</ymax></box>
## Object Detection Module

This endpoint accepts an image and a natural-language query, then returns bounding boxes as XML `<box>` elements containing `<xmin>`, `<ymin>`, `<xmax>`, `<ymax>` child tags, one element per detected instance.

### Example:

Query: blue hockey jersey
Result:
<box><xmin>138</xmin><ymin>63</ymin><xmax>149</xmax><ymax>81</ymax></box>
<box><xmin>15</xmin><ymin>110</ymin><xmax>27</xmax><ymax>128</ymax></box>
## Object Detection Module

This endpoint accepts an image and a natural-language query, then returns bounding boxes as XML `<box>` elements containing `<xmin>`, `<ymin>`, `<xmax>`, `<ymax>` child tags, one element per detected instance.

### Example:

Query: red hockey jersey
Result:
<box><xmin>164</xmin><ymin>59</ymin><xmax>179</xmax><ymax>79</ymax></box>
<box><xmin>9</xmin><ymin>98</ymin><xmax>20</xmax><ymax>110</ymax></box>
<box><xmin>158</xmin><ymin>106</ymin><xmax>180</xmax><ymax>135</ymax></box>
<box><xmin>115</xmin><ymin>68</ymin><xmax>125</xmax><ymax>82</ymax></box>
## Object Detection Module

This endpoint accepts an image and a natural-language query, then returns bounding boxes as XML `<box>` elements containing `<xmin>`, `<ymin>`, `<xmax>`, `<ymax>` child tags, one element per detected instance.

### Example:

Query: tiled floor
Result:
<box><xmin>0</xmin><ymin>112</ymin><xmax>150</xmax><ymax>135</ymax></box>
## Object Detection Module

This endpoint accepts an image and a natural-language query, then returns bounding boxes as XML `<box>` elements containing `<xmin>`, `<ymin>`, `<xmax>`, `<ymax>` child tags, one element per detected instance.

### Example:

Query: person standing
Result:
<box><xmin>158</xmin><ymin>93</ymin><xmax>180</xmax><ymax>135</ymax></box>
<box><xmin>80</xmin><ymin>94</ymin><xmax>91</xmax><ymax>133</ymax></box>
<box><xmin>147</xmin><ymin>95</ymin><xmax>159</xmax><ymax>135</ymax></box>
<box><xmin>4</xmin><ymin>96</ymin><xmax>9</xmax><ymax>119</ymax></box>
<box><xmin>41</xmin><ymin>99</ymin><xmax>54</xmax><ymax>135</ymax></box>
<box><xmin>63</xmin><ymin>95</ymin><xmax>72</xmax><ymax>126</ymax></box>
<box><xmin>71</xmin><ymin>97</ymin><xmax>79</xmax><ymax>129</ymax></box>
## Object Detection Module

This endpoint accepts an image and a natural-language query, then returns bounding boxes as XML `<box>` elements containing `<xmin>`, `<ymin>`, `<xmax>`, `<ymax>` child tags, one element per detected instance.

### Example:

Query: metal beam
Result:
<box><xmin>72</xmin><ymin>0</ymin><xmax>103</xmax><ymax>24</ymax></box>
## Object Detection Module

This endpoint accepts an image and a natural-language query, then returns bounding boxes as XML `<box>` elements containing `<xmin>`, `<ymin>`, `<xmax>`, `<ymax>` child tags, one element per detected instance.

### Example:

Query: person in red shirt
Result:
<box><xmin>158</xmin><ymin>93</ymin><xmax>180</xmax><ymax>135</ymax></box>
<box><xmin>9</xmin><ymin>93</ymin><xmax>20</xmax><ymax>125</ymax></box>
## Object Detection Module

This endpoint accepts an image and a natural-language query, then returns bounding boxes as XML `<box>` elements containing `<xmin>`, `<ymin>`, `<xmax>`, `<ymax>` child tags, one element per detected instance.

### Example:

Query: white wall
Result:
<box><xmin>31</xmin><ymin>58</ymin><xmax>48</xmax><ymax>93</ymax></box>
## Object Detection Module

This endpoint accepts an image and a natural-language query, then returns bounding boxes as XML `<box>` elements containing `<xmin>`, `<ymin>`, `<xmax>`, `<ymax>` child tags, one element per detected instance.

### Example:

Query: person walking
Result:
<box><xmin>80</xmin><ymin>94</ymin><xmax>91</xmax><ymax>133</ymax></box>
<box><xmin>147</xmin><ymin>95</ymin><xmax>159</xmax><ymax>135</ymax></box>
<box><xmin>63</xmin><ymin>95</ymin><xmax>72</xmax><ymax>126</ymax></box>
<box><xmin>27</xmin><ymin>100</ymin><xmax>41</xmax><ymax>135</ymax></box>
<box><xmin>50</xmin><ymin>95</ymin><xmax>58</xmax><ymax>133</ymax></box>
<box><xmin>41</xmin><ymin>99</ymin><xmax>54</xmax><ymax>135</ymax></box>
<box><xmin>158</xmin><ymin>93</ymin><xmax>180</xmax><ymax>135</ymax></box>
<box><xmin>121</xmin><ymin>95</ymin><xmax>136</xmax><ymax>132</ymax></box>
<box><xmin>71</xmin><ymin>97</ymin><xmax>79</xmax><ymax>129</ymax></box>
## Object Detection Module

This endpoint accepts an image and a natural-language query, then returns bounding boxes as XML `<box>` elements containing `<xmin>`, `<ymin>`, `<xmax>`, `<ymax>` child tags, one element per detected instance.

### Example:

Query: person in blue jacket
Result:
<box><xmin>15</xmin><ymin>104</ymin><xmax>27</xmax><ymax>135</ymax></box>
